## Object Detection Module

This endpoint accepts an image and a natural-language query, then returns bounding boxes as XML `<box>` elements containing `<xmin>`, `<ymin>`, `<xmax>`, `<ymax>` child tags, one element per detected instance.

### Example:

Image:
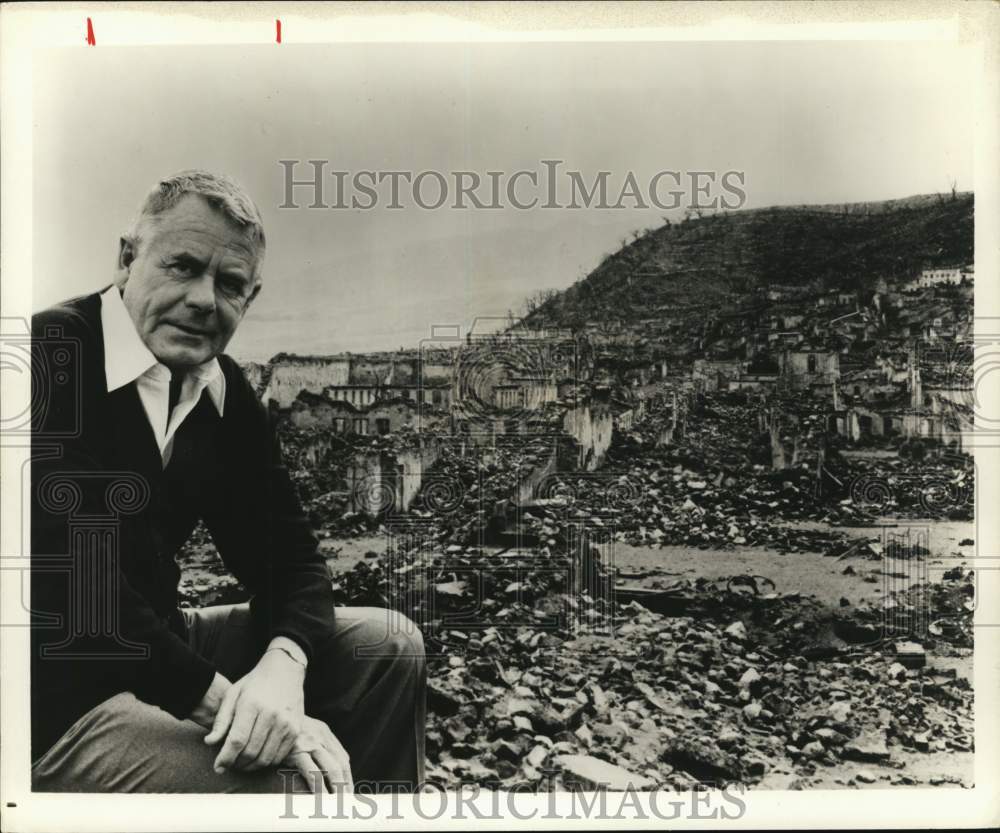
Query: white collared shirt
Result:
<box><xmin>100</xmin><ymin>286</ymin><xmax>226</xmax><ymax>467</ymax></box>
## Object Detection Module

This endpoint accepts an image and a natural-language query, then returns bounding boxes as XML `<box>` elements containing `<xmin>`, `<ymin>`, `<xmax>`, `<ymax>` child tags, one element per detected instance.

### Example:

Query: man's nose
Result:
<box><xmin>184</xmin><ymin>271</ymin><xmax>216</xmax><ymax>312</ymax></box>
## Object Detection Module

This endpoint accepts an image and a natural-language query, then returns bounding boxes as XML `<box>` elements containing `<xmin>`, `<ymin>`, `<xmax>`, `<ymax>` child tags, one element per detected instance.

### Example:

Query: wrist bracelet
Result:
<box><xmin>266</xmin><ymin>645</ymin><xmax>307</xmax><ymax>668</ymax></box>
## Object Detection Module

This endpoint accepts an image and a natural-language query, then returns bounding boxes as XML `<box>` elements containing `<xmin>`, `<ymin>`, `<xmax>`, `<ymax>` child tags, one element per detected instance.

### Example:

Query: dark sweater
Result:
<box><xmin>30</xmin><ymin>292</ymin><xmax>334</xmax><ymax>759</ymax></box>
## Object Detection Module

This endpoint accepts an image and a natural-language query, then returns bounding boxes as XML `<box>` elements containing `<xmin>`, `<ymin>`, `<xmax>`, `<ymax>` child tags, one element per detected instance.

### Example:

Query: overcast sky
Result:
<box><xmin>33</xmin><ymin>40</ymin><xmax>974</xmax><ymax>360</ymax></box>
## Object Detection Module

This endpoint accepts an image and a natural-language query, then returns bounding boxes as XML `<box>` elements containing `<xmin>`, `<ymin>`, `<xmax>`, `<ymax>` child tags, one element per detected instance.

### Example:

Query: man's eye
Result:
<box><xmin>170</xmin><ymin>261</ymin><xmax>196</xmax><ymax>276</ymax></box>
<box><xmin>219</xmin><ymin>278</ymin><xmax>246</xmax><ymax>297</ymax></box>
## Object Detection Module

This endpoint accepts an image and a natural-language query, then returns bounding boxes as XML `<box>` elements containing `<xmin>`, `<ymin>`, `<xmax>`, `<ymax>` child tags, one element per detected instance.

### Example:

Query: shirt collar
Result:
<box><xmin>100</xmin><ymin>286</ymin><xmax>226</xmax><ymax>416</ymax></box>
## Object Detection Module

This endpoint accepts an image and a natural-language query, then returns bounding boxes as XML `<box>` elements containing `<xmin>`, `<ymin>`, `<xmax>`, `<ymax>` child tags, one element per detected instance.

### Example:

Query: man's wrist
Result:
<box><xmin>265</xmin><ymin>636</ymin><xmax>308</xmax><ymax>671</ymax></box>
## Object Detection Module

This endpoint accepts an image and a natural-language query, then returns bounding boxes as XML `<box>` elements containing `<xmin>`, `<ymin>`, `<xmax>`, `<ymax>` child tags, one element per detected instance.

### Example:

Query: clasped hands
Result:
<box><xmin>190</xmin><ymin>642</ymin><xmax>352</xmax><ymax>792</ymax></box>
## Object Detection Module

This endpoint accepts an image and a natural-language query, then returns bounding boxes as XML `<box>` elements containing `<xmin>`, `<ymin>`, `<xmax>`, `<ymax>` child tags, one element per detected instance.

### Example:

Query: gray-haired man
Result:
<box><xmin>30</xmin><ymin>171</ymin><xmax>426</xmax><ymax>793</ymax></box>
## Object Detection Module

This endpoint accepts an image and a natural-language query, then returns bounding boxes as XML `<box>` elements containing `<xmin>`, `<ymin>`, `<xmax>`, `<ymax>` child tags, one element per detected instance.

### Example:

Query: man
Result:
<box><xmin>30</xmin><ymin>170</ymin><xmax>425</xmax><ymax>793</ymax></box>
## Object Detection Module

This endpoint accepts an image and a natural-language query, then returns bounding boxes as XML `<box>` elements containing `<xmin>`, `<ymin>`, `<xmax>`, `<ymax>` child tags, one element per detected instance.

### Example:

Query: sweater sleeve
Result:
<box><xmin>30</xmin><ymin>306</ymin><xmax>217</xmax><ymax>723</ymax></box>
<box><xmin>202</xmin><ymin>360</ymin><xmax>335</xmax><ymax>662</ymax></box>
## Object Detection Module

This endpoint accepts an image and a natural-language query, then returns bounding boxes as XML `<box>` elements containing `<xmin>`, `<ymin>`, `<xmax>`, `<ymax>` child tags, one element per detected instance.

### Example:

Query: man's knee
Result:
<box><xmin>374</xmin><ymin>609</ymin><xmax>424</xmax><ymax>662</ymax></box>
<box><xmin>306</xmin><ymin>607</ymin><xmax>424</xmax><ymax>715</ymax></box>
<box><xmin>334</xmin><ymin>607</ymin><xmax>424</xmax><ymax>663</ymax></box>
<box><xmin>34</xmin><ymin>692</ymin><xmax>298</xmax><ymax>793</ymax></box>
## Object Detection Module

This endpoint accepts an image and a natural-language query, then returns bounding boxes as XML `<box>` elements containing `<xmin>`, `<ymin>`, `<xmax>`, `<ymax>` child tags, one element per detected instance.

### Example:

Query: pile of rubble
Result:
<box><xmin>324</xmin><ymin>529</ymin><xmax>973</xmax><ymax>791</ymax></box>
<box><xmin>852</xmin><ymin>567</ymin><xmax>976</xmax><ymax>649</ymax></box>
<box><xmin>832</xmin><ymin>454</ymin><xmax>974</xmax><ymax>523</ymax></box>
<box><xmin>530</xmin><ymin>461</ymin><xmax>847</xmax><ymax>553</ymax></box>
<box><xmin>280</xmin><ymin>390</ymin><xmax>973</xmax><ymax>559</ymax></box>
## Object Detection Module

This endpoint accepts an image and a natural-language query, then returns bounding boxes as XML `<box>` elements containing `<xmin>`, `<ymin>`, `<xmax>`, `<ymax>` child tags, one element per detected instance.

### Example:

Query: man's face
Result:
<box><xmin>116</xmin><ymin>194</ymin><xmax>261</xmax><ymax>370</ymax></box>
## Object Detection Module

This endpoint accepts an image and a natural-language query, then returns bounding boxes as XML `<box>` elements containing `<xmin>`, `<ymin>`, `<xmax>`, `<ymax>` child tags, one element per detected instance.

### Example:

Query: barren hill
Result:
<box><xmin>526</xmin><ymin>192</ymin><xmax>973</xmax><ymax>328</ymax></box>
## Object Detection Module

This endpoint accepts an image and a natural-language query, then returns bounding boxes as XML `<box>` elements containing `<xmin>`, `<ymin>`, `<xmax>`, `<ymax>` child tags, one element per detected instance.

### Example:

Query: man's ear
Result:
<box><xmin>114</xmin><ymin>237</ymin><xmax>136</xmax><ymax>288</ymax></box>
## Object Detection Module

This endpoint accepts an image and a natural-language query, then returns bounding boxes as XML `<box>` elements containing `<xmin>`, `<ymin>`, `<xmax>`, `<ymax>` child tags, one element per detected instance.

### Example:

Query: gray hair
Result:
<box><xmin>125</xmin><ymin>170</ymin><xmax>266</xmax><ymax>280</ymax></box>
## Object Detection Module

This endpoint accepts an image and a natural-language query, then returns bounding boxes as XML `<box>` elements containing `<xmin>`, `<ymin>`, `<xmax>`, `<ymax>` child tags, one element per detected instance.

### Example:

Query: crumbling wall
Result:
<box><xmin>366</xmin><ymin>400</ymin><xmax>419</xmax><ymax>434</ymax></box>
<box><xmin>241</xmin><ymin>361</ymin><xmax>267</xmax><ymax>396</ymax></box>
<box><xmin>562</xmin><ymin>402</ymin><xmax>613</xmax><ymax>471</ymax></box>
<box><xmin>779</xmin><ymin>351</ymin><xmax>840</xmax><ymax>390</ymax></box>
<box><xmin>347</xmin><ymin>451</ymin><xmax>384</xmax><ymax>516</ymax></box>
<box><xmin>692</xmin><ymin>359</ymin><xmax>742</xmax><ymax>392</ymax></box>
<box><xmin>516</xmin><ymin>447</ymin><xmax>560</xmax><ymax>505</ymax></box>
<box><xmin>289</xmin><ymin>400</ymin><xmax>335</xmax><ymax>429</ymax></box>
<box><xmin>395</xmin><ymin>438</ymin><xmax>443</xmax><ymax>512</ymax></box>
<box><xmin>351</xmin><ymin>356</ymin><xmax>418</xmax><ymax>385</ymax></box>
<box><xmin>926</xmin><ymin>386</ymin><xmax>974</xmax><ymax>409</ymax></box>
<box><xmin>264</xmin><ymin>357</ymin><xmax>350</xmax><ymax>407</ymax></box>
<box><xmin>769</xmin><ymin>409</ymin><xmax>800</xmax><ymax>470</ymax></box>
<box><xmin>655</xmin><ymin>424</ymin><xmax>674</xmax><ymax>447</ymax></box>
<box><xmin>421</xmin><ymin>362</ymin><xmax>454</xmax><ymax>384</ymax></box>
<box><xmin>347</xmin><ymin>438</ymin><xmax>443</xmax><ymax>517</ymax></box>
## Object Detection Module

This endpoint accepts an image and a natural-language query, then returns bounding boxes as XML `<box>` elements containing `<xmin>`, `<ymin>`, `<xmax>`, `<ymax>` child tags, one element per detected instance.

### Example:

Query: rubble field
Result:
<box><xmin>178</xmin><ymin>392</ymin><xmax>975</xmax><ymax>791</ymax></box>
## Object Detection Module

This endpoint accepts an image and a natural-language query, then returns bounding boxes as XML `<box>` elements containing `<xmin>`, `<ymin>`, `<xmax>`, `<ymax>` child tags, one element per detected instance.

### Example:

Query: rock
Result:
<box><xmin>443</xmin><ymin>717</ymin><xmax>472</xmax><ymax>744</ymax></box>
<box><xmin>829</xmin><ymin>701</ymin><xmax>852</xmax><ymax>723</ymax></box>
<box><xmin>739</xmin><ymin>668</ymin><xmax>761</xmax><ymax>688</ymax></box>
<box><xmin>842</xmin><ymin>733</ymin><xmax>890</xmax><ymax>763</ymax></box>
<box><xmin>455</xmin><ymin>759</ymin><xmax>499</xmax><ymax>783</ymax></box>
<box><xmin>801</xmin><ymin>741</ymin><xmax>825</xmax><ymax>759</ymax></box>
<box><xmin>894</xmin><ymin>641</ymin><xmax>926</xmax><ymax>669</ymax></box>
<box><xmin>427</xmin><ymin>679</ymin><xmax>463</xmax><ymax>716</ymax></box>
<box><xmin>725</xmin><ymin>621</ymin><xmax>748</xmax><ymax>640</ymax></box>
<box><xmin>815</xmin><ymin>727</ymin><xmax>846</xmax><ymax>745</ymax></box>
<box><xmin>507</xmin><ymin>698</ymin><xmax>540</xmax><ymax>718</ymax></box>
<box><xmin>590</xmin><ymin>721</ymin><xmax>628</xmax><ymax>749</ymax></box>
<box><xmin>495</xmin><ymin>760</ymin><xmax>518</xmax><ymax>779</ymax></box>
<box><xmin>512</xmin><ymin>715</ymin><xmax>534</xmax><ymax>733</ymax></box>
<box><xmin>856</xmin><ymin>770</ymin><xmax>877</xmax><ymax>784</ymax></box>
<box><xmin>662</xmin><ymin>739</ymin><xmax>741</xmax><ymax>783</ymax></box>
<box><xmin>493</xmin><ymin>738</ymin><xmax>528</xmax><ymax>763</ymax></box>
<box><xmin>555</xmin><ymin>754</ymin><xmax>656</xmax><ymax>791</ymax></box>
<box><xmin>743</xmin><ymin>703</ymin><xmax>762</xmax><ymax>720</ymax></box>
<box><xmin>717</xmin><ymin>728</ymin><xmax>742</xmax><ymax>747</ymax></box>
<box><xmin>589</xmin><ymin>683</ymin><xmax>611</xmax><ymax>712</ymax></box>
<box><xmin>526</xmin><ymin>744</ymin><xmax>550</xmax><ymax>769</ymax></box>
<box><xmin>887</xmin><ymin>662</ymin><xmax>908</xmax><ymax>680</ymax></box>
<box><xmin>435</xmin><ymin>580</ymin><xmax>469</xmax><ymax>598</ymax></box>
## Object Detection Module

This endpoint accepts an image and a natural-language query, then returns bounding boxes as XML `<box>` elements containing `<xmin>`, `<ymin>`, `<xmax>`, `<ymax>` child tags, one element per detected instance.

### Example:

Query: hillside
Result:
<box><xmin>527</xmin><ymin>192</ymin><xmax>973</xmax><ymax>329</ymax></box>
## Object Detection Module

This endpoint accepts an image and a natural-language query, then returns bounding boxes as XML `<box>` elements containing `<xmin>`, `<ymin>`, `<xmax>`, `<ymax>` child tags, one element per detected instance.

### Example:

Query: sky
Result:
<box><xmin>32</xmin><ymin>40</ymin><xmax>975</xmax><ymax>360</ymax></box>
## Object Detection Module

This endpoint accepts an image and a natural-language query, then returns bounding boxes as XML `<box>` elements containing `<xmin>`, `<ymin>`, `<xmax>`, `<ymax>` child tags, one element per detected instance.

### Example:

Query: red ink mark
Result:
<box><xmin>86</xmin><ymin>17</ymin><xmax>96</xmax><ymax>46</ymax></box>
<box><xmin>276</xmin><ymin>19</ymin><xmax>281</xmax><ymax>44</ymax></box>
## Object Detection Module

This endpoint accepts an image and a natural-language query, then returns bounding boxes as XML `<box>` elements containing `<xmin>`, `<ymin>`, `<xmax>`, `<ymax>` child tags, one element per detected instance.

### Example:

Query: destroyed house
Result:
<box><xmin>840</xmin><ymin>368</ymin><xmax>903</xmax><ymax>403</ymax></box>
<box><xmin>691</xmin><ymin>358</ymin><xmax>744</xmax><ymax>392</ymax></box>
<box><xmin>777</xmin><ymin>349</ymin><xmax>839</xmax><ymax>390</ymax></box>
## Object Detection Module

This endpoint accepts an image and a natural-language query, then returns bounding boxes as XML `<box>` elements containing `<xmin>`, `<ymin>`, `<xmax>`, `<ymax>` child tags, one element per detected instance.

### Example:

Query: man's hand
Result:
<box><xmin>204</xmin><ymin>646</ymin><xmax>307</xmax><ymax>773</ymax></box>
<box><xmin>190</xmin><ymin>672</ymin><xmax>232</xmax><ymax>730</ymax></box>
<box><xmin>284</xmin><ymin>716</ymin><xmax>353</xmax><ymax>793</ymax></box>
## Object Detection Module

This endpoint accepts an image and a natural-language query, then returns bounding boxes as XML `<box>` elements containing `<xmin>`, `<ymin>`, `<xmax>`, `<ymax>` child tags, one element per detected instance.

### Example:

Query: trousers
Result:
<box><xmin>31</xmin><ymin>604</ymin><xmax>426</xmax><ymax>793</ymax></box>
